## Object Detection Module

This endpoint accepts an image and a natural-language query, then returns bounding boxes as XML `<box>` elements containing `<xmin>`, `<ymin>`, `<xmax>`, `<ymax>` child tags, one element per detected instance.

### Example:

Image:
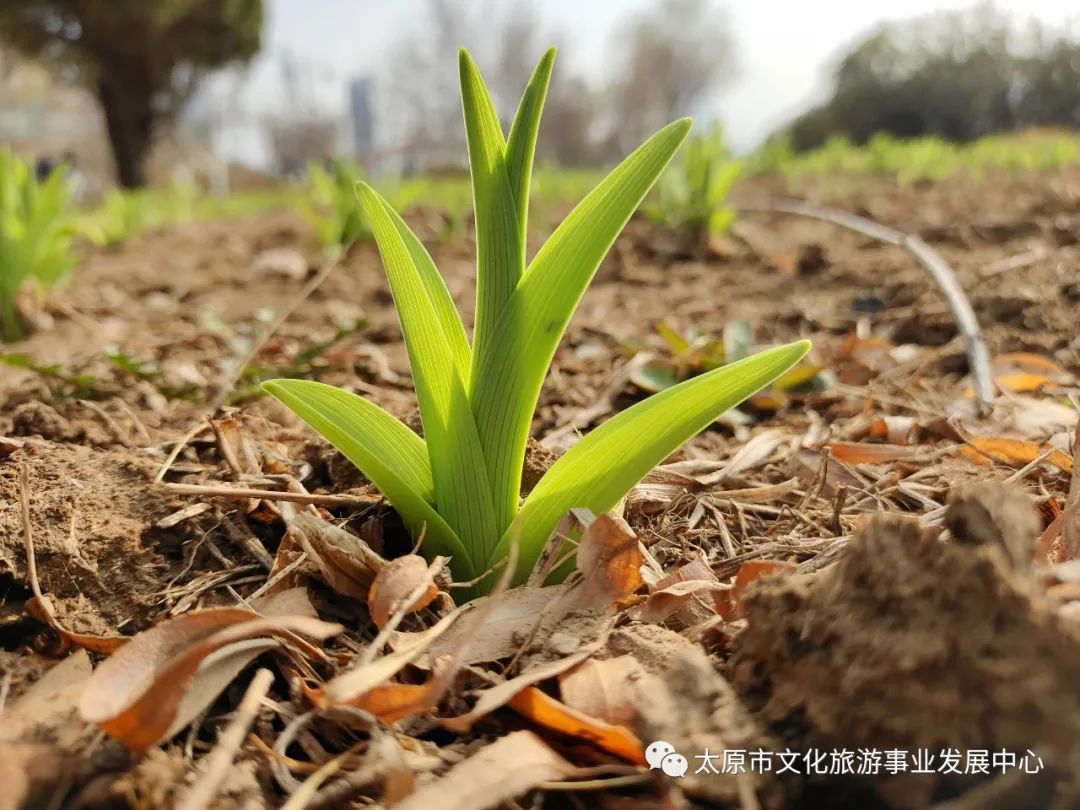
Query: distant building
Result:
<box><xmin>348</xmin><ymin>76</ymin><xmax>376</xmax><ymax>164</ymax></box>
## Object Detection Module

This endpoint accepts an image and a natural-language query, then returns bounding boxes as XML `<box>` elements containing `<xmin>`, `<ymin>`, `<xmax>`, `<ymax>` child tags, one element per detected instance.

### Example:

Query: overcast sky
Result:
<box><xmin>222</xmin><ymin>0</ymin><xmax>1079</xmax><ymax>157</ymax></box>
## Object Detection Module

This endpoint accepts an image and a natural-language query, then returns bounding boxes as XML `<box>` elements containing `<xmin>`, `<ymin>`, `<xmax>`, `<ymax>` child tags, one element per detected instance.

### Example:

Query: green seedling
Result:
<box><xmin>1</xmin><ymin>352</ymin><xmax>95</xmax><ymax>398</ymax></box>
<box><xmin>647</xmin><ymin>124</ymin><xmax>741</xmax><ymax>245</ymax></box>
<box><xmin>0</xmin><ymin>149</ymin><xmax>80</xmax><ymax>341</ymax></box>
<box><xmin>771</xmin><ymin>130</ymin><xmax>1080</xmax><ymax>188</ymax></box>
<box><xmin>233</xmin><ymin>317</ymin><xmax>368</xmax><ymax>404</ymax></box>
<box><xmin>306</xmin><ymin>158</ymin><xmax>373</xmax><ymax>256</ymax></box>
<box><xmin>630</xmin><ymin>320</ymin><xmax>825</xmax><ymax>413</ymax></box>
<box><xmin>264</xmin><ymin>49</ymin><xmax>810</xmax><ymax>590</ymax></box>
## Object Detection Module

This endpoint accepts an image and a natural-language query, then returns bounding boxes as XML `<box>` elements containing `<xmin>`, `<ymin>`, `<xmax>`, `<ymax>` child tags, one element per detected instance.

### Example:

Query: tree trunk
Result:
<box><xmin>97</xmin><ymin>73</ymin><xmax>155</xmax><ymax>189</ymax></box>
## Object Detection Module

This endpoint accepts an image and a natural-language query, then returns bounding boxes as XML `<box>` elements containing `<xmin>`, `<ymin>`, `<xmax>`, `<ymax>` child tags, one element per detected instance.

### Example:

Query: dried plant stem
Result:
<box><xmin>739</xmin><ymin>198</ymin><xmax>995</xmax><ymax>413</ymax></box>
<box><xmin>18</xmin><ymin>464</ymin><xmax>45</xmax><ymax>604</ymax></box>
<box><xmin>177</xmin><ymin>668</ymin><xmax>274</xmax><ymax>810</ymax></box>
<box><xmin>164</xmin><ymin>482</ymin><xmax>378</xmax><ymax>508</ymax></box>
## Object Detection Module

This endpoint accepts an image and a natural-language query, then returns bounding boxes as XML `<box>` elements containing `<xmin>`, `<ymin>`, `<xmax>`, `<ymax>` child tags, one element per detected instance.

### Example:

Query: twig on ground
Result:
<box><xmin>222</xmin><ymin>513</ymin><xmax>275</xmax><ymax>571</ymax></box>
<box><xmin>738</xmin><ymin>198</ymin><xmax>996</xmax><ymax>413</ymax></box>
<box><xmin>18</xmin><ymin>464</ymin><xmax>45</xmax><ymax>605</ymax></box>
<box><xmin>154</xmin><ymin>421</ymin><xmax>212</xmax><ymax>484</ymax></box>
<box><xmin>177</xmin><ymin>668</ymin><xmax>274</xmax><ymax>810</ymax></box>
<box><xmin>981</xmin><ymin>244</ymin><xmax>1046</xmax><ymax>278</ymax></box>
<box><xmin>164</xmin><ymin>482</ymin><xmax>379</xmax><ymax>508</ymax></box>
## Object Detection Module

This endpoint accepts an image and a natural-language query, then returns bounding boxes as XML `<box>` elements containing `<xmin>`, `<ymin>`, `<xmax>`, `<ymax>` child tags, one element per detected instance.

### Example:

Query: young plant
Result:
<box><xmin>306</xmin><ymin>158</ymin><xmax>373</xmax><ymax>256</ymax></box>
<box><xmin>264</xmin><ymin>50</ymin><xmax>810</xmax><ymax>590</ymax></box>
<box><xmin>629</xmin><ymin>321</ymin><xmax>826</xmax><ymax>413</ymax></box>
<box><xmin>0</xmin><ymin>149</ymin><xmax>80</xmax><ymax>341</ymax></box>
<box><xmin>647</xmin><ymin>123</ymin><xmax>741</xmax><ymax>246</ymax></box>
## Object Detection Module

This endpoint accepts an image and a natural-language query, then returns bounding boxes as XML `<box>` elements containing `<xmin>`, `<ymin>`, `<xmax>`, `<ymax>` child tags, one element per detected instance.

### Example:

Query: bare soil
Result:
<box><xmin>1</xmin><ymin>168</ymin><xmax>1079</xmax><ymax>809</ymax></box>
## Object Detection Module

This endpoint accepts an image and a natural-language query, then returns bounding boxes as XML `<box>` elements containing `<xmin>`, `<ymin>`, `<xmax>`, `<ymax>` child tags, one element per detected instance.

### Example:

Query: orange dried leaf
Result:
<box><xmin>964</xmin><ymin>372</ymin><xmax>1056</xmax><ymax>398</ymax></box>
<box><xmin>825</xmin><ymin>442</ymin><xmax>918</xmax><ymax>465</ymax></box>
<box><xmin>368</xmin><ymin>554</ymin><xmax>439</xmax><ymax>629</ymax></box>
<box><xmin>508</xmin><ymin>686</ymin><xmax>646</xmax><ymax>765</ymax></box>
<box><xmin>79</xmin><ymin>609</ymin><xmax>342</xmax><ymax>753</ymax></box>
<box><xmin>960</xmin><ymin>436</ymin><xmax>1073</xmax><ymax>473</ymax></box>
<box><xmin>575</xmin><ymin>513</ymin><xmax>643</xmax><ymax>607</ymax></box>
<box><xmin>348</xmin><ymin>682</ymin><xmax>439</xmax><ymax>724</ymax></box>
<box><xmin>993</xmin><ymin>352</ymin><xmax>1070</xmax><ymax>378</ymax></box>
<box><xmin>748</xmin><ymin>392</ymin><xmax>788</xmax><ymax>410</ymax></box>
<box><xmin>442</xmin><ymin>649</ymin><xmax>597</xmax><ymax>733</ymax></box>
<box><xmin>996</xmin><ymin>372</ymin><xmax>1053</xmax><ymax>393</ymax></box>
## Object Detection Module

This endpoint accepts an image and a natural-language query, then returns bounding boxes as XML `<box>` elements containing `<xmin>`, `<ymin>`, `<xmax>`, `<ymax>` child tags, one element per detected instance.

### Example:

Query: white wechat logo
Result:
<box><xmin>646</xmin><ymin>740</ymin><xmax>688</xmax><ymax>778</ymax></box>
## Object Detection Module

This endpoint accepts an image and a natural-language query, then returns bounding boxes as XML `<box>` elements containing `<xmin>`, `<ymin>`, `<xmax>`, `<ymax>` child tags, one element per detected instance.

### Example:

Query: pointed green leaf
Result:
<box><xmin>357</xmin><ymin>182</ymin><xmax>497</xmax><ymax>575</ymax></box>
<box><xmin>459</xmin><ymin>49</ymin><xmax>523</xmax><ymax>377</ymax></box>
<box><xmin>377</xmin><ymin>193</ymin><xmax>470</xmax><ymax>383</ymax></box>
<box><xmin>505</xmin><ymin>48</ymin><xmax>556</xmax><ymax>249</ymax></box>
<box><xmin>261</xmin><ymin>379</ymin><xmax>471</xmax><ymax>567</ymax></box>
<box><xmin>494</xmin><ymin>340</ymin><xmax>811</xmax><ymax>582</ymax></box>
<box><xmin>471</xmin><ymin>118</ymin><xmax>692</xmax><ymax>534</ymax></box>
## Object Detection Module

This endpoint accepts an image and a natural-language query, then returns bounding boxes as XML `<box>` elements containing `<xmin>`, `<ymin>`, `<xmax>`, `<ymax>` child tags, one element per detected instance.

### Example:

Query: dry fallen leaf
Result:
<box><xmin>959</xmin><ymin>435</ymin><xmax>1073</xmax><ymax>473</ymax></box>
<box><xmin>508</xmin><ymin>686</ymin><xmax>646</xmax><ymax>765</ymax></box>
<box><xmin>346</xmin><ymin>677</ymin><xmax>442</xmax><ymax>724</ymax></box>
<box><xmin>574</xmin><ymin>512</ymin><xmax>644</xmax><ymax>608</ymax></box>
<box><xmin>630</xmin><ymin>555</ymin><xmax>727</xmax><ymax>625</ymax></box>
<box><xmin>558</xmin><ymin>655</ymin><xmax>646</xmax><ymax>727</ymax></box>
<box><xmin>79</xmin><ymin>609</ymin><xmax>342</xmax><ymax>752</ymax></box>
<box><xmin>421</xmin><ymin>586</ymin><xmax>566</xmax><ymax>666</ymax></box>
<box><xmin>825</xmin><ymin>442</ymin><xmax>921</xmax><ymax>465</ymax></box>
<box><xmin>0</xmin><ymin>650</ymin><xmax>91</xmax><ymax>747</ymax></box>
<box><xmin>368</xmin><ymin>554</ymin><xmax>440</xmax><ymax>629</ymax></box>
<box><xmin>319</xmin><ymin>608</ymin><xmax>465</xmax><ymax>707</ymax></box>
<box><xmin>632</xmin><ymin>578</ymin><xmax>731</xmax><ymax>625</ymax></box>
<box><xmin>322</xmin><ymin>546</ymin><xmax>519</xmax><ymax>719</ymax></box>
<box><xmin>290</xmin><ymin>512</ymin><xmax>388</xmax><ymax>599</ymax></box>
<box><xmin>442</xmin><ymin>649</ymin><xmax>598</xmax><ymax>733</ymax></box>
<box><xmin>992</xmin><ymin>352</ymin><xmax>1072</xmax><ymax>380</ymax></box>
<box><xmin>393</xmin><ymin>731</ymin><xmax>581</xmax><ymax>810</ymax></box>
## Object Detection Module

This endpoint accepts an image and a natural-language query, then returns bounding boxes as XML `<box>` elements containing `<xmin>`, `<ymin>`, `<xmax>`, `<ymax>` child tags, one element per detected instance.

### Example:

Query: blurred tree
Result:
<box><xmin>0</xmin><ymin>0</ymin><xmax>262</xmax><ymax>187</ymax></box>
<box><xmin>387</xmin><ymin>0</ymin><xmax>468</xmax><ymax>171</ymax></box>
<box><xmin>1016</xmin><ymin>37</ymin><xmax>1080</xmax><ymax>129</ymax></box>
<box><xmin>605</xmin><ymin>0</ymin><xmax>737</xmax><ymax>157</ymax></box>
<box><xmin>536</xmin><ymin>72</ymin><xmax>602</xmax><ymax>167</ymax></box>
<box><xmin>385</xmin><ymin>0</ymin><xmax>600</xmax><ymax>170</ymax></box>
<box><xmin>786</xmin><ymin>4</ymin><xmax>1080</xmax><ymax>149</ymax></box>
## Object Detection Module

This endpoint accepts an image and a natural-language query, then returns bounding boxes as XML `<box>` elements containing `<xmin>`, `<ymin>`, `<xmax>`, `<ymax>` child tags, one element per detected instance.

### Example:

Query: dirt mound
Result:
<box><xmin>734</xmin><ymin>481</ymin><xmax>1080</xmax><ymax>808</ymax></box>
<box><xmin>0</xmin><ymin>441</ymin><xmax>183</xmax><ymax>636</ymax></box>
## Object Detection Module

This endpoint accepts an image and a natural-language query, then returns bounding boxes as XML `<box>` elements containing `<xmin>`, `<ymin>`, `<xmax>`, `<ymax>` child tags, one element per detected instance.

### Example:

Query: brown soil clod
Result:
<box><xmin>733</xmin><ymin>480</ymin><xmax>1080</xmax><ymax>809</ymax></box>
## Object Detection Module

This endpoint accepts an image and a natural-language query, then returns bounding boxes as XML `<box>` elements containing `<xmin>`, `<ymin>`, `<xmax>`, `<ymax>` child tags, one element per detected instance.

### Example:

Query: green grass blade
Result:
<box><xmin>459</xmin><ymin>49</ymin><xmax>523</xmax><ymax>376</ymax></box>
<box><xmin>261</xmin><ymin>379</ymin><xmax>470</xmax><ymax>566</ymax></box>
<box><xmin>378</xmin><ymin>194</ymin><xmax>470</xmax><ymax>383</ymax></box>
<box><xmin>495</xmin><ymin>340</ymin><xmax>811</xmax><ymax>582</ymax></box>
<box><xmin>505</xmin><ymin>48</ymin><xmax>556</xmax><ymax>249</ymax></box>
<box><xmin>472</xmin><ymin>118</ymin><xmax>692</xmax><ymax>535</ymax></box>
<box><xmin>357</xmin><ymin>182</ymin><xmax>497</xmax><ymax>575</ymax></box>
